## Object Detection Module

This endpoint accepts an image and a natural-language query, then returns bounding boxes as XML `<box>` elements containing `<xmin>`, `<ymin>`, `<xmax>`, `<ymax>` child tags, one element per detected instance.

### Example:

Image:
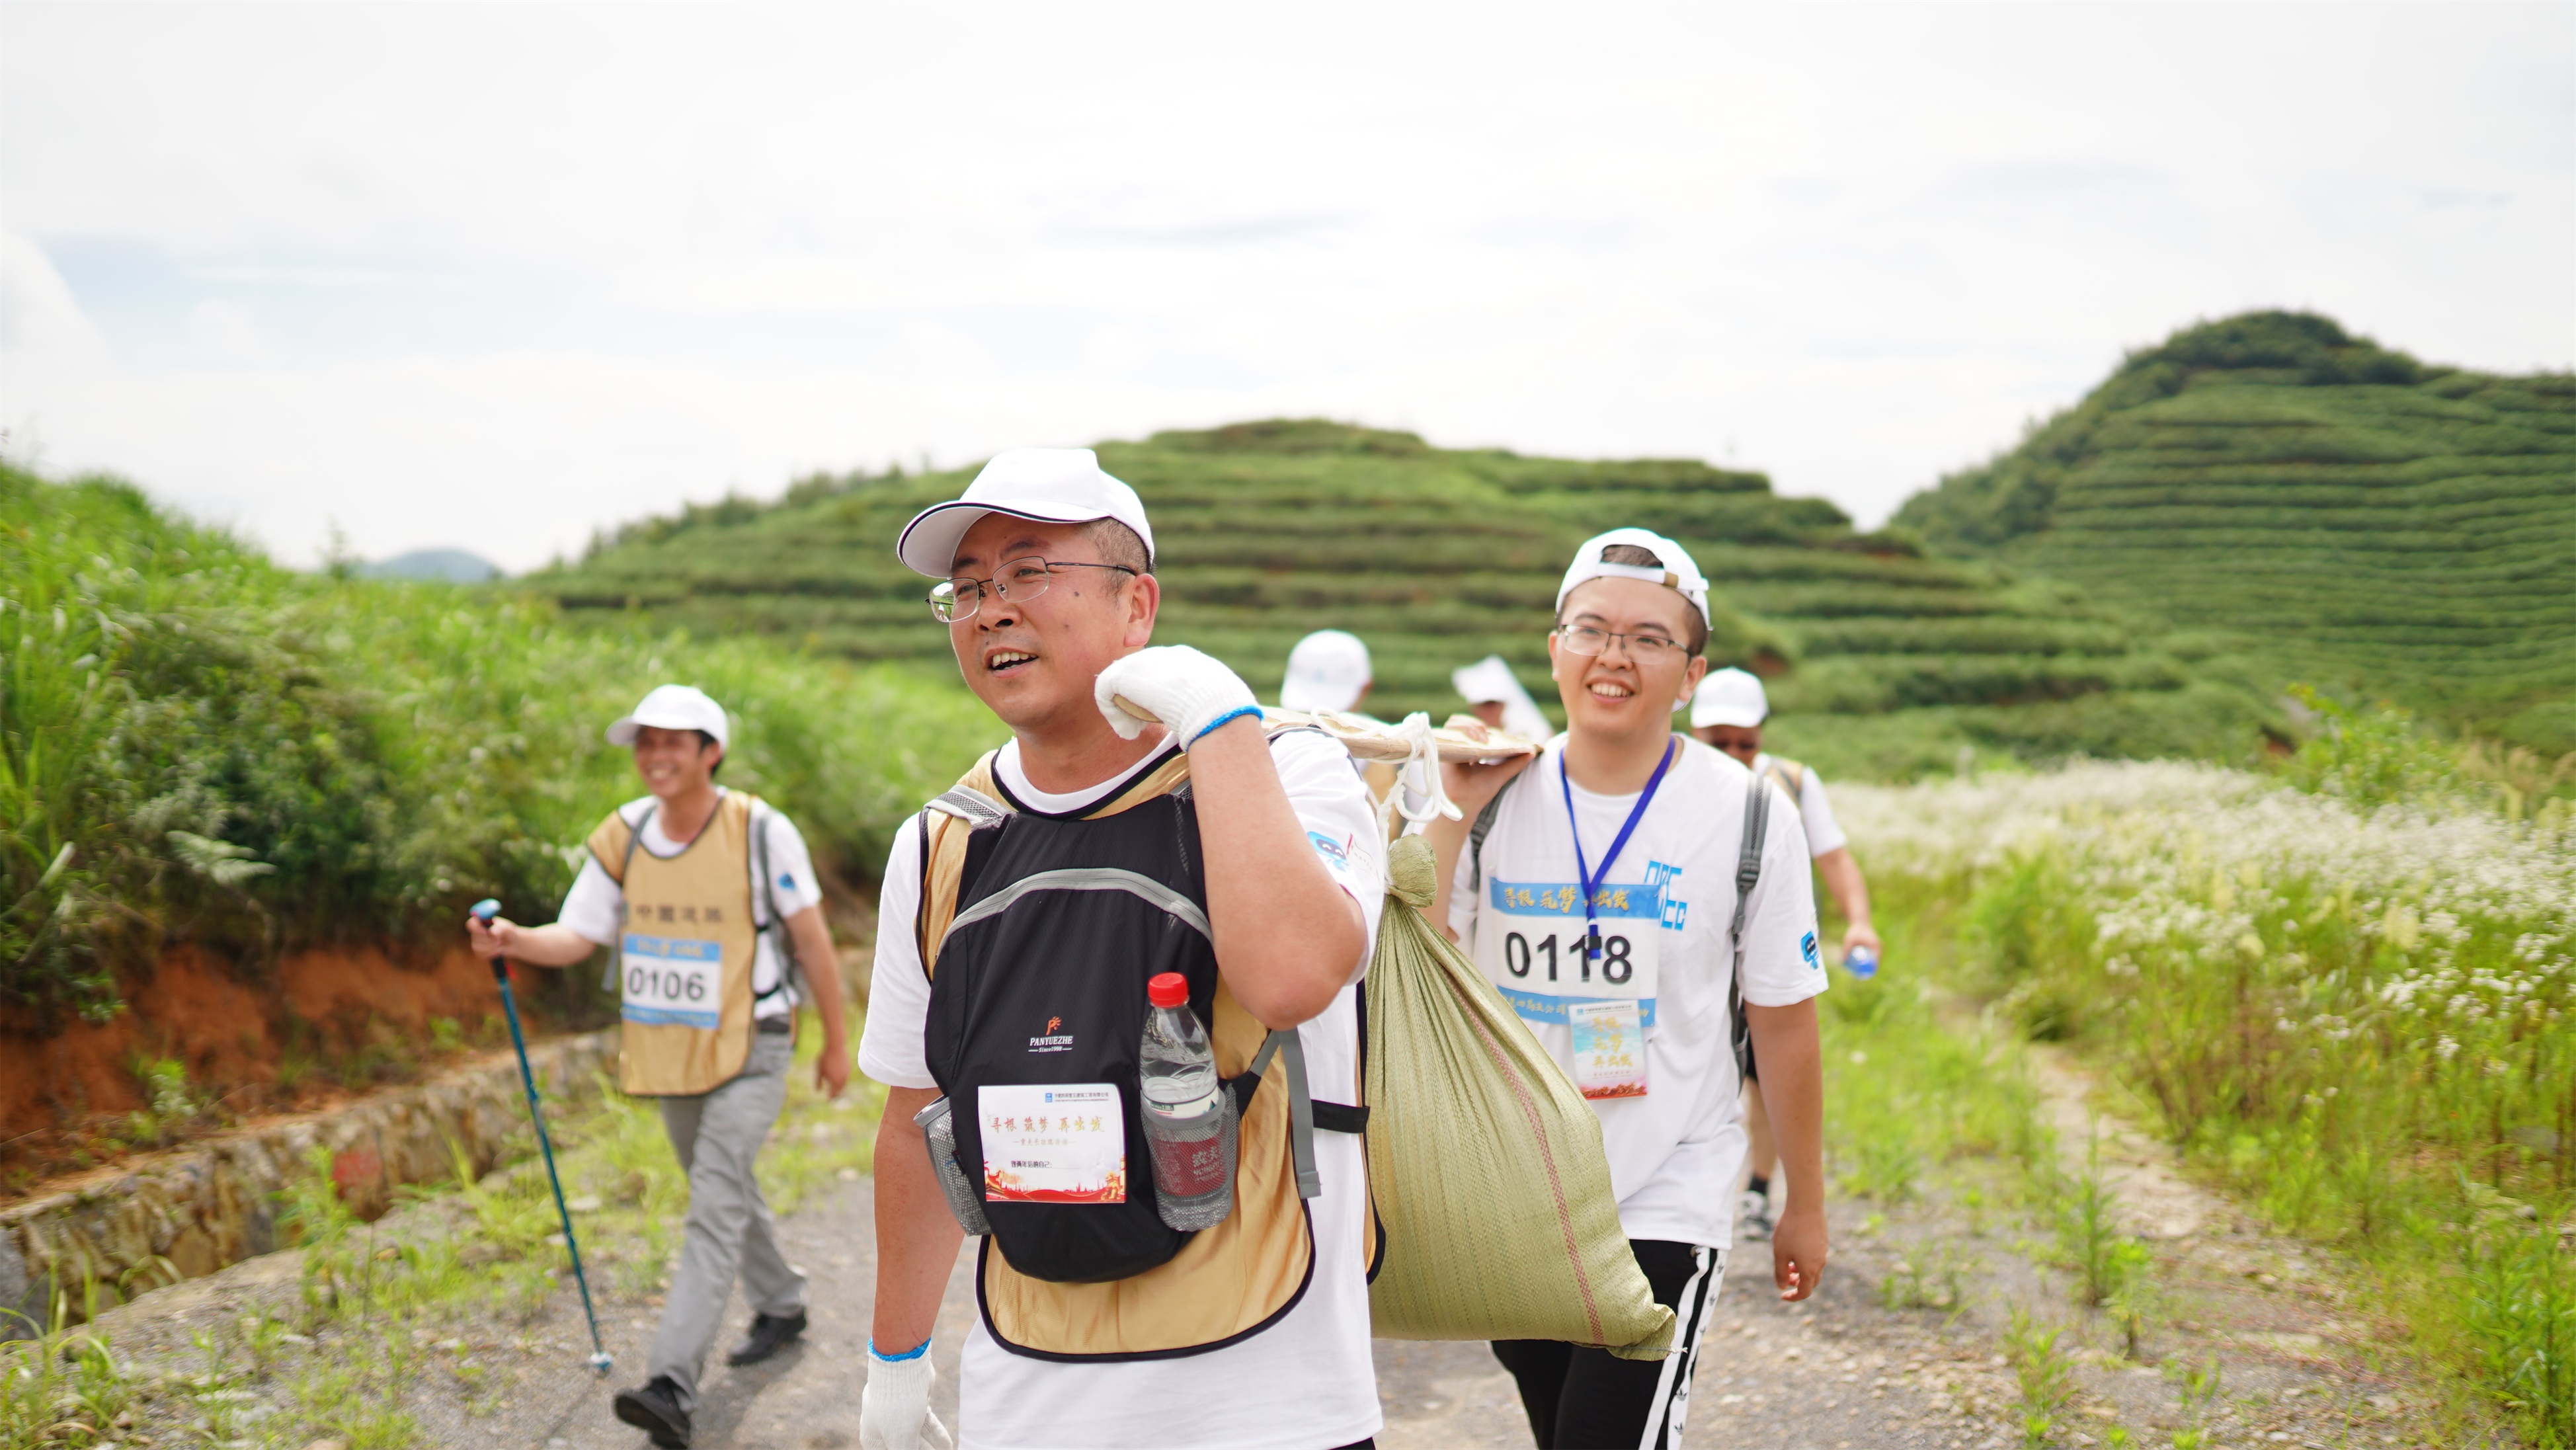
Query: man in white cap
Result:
<box><xmin>1426</xmin><ymin>529</ymin><xmax>1829</xmax><ymax>1450</ymax></box>
<box><xmin>1279</xmin><ymin>629</ymin><xmax>1375</xmax><ymax>716</ymax></box>
<box><xmin>1450</xmin><ymin>654</ymin><xmax>1552</xmax><ymax>741</ymax></box>
<box><xmin>859</xmin><ymin>448</ymin><xmax>1385</xmax><ymax>1450</ymax></box>
<box><xmin>1690</xmin><ymin>667</ymin><xmax>1877</xmax><ymax>1242</ymax></box>
<box><xmin>465</xmin><ymin>684</ymin><xmax>851</xmax><ymax>1448</ymax></box>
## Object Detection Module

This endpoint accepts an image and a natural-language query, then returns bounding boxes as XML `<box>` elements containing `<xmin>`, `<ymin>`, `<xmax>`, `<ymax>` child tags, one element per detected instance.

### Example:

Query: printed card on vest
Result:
<box><xmin>1567</xmin><ymin>998</ymin><xmax>1648</xmax><ymax>1099</ymax></box>
<box><xmin>979</xmin><ymin>1084</ymin><xmax>1126</xmax><ymax>1204</ymax></box>
<box><xmin>621</xmin><ymin>932</ymin><xmax>722</xmax><ymax>1029</ymax></box>
<box><xmin>1473</xmin><ymin>878</ymin><xmax>1663</xmax><ymax>1029</ymax></box>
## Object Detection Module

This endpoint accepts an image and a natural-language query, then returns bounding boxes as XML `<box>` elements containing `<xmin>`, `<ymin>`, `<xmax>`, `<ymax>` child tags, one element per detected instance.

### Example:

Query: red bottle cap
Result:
<box><xmin>1147</xmin><ymin>972</ymin><xmax>1189</xmax><ymax>1009</ymax></box>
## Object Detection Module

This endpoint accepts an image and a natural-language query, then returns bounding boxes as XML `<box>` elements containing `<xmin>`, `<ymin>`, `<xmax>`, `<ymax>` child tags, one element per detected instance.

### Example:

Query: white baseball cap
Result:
<box><xmin>1556</xmin><ymin>528</ymin><xmax>1711</xmax><ymax>627</ymax></box>
<box><xmin>607</xmin><ymin>684</ymin><xmax>731</xmax><ymax>748</ymax></box>
<box><xmin>1280</xmin><ymin>629</ymin><xmax>1373</xmax><ymax>713</ymax></box>
<box><xmin>896</xmin><ymin>448</ymin><xmax>1156</xmax><ymax>578</ymax></box>
<box><xmin>1451</xmin><ymin>654</ymin><xmax>1554</xmax><ymax>741</ymax></box>
<box><xmin>1691</xmin><ymin>667</ymin><xmax>1769</xmax><ymax>729</ymax></box>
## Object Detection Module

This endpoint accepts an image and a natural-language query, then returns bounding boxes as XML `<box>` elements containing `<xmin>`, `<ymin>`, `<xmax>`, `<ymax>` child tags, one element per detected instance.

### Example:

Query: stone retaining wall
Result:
<box><xmin>0</xmin><ymin>1030</ymin><xmax>616</xmax><ymax>1339</ymax></box>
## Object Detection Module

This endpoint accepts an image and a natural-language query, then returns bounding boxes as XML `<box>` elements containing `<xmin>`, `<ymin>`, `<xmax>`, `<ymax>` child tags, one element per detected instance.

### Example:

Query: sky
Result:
<box><xmin>3</xmin><ymin>3</ymin><xmax>2570</xmax><ymax>574</ymax></box>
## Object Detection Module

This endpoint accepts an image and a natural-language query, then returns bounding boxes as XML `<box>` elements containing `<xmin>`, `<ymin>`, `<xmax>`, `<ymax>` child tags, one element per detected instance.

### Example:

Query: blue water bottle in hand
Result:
<box><xmin>1843</xmin><ymin>943</ymin><xmax>1878</xmax><ymax>980</ymax></box>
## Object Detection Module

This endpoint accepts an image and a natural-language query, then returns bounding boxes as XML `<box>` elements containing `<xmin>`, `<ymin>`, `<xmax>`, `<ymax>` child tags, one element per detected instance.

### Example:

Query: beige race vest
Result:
<box><xmin>588</xmin><ymin>791</ymin><xmax>763</xmax><ymax>1096</ymax></box>
<box><xmin>917</xmin><ymin>745</ymin><xmax>1375</xmax><ymax>1359</ymax></box>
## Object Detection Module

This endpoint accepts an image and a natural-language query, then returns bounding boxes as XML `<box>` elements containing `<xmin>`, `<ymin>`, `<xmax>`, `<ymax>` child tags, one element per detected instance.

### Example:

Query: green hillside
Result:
<box><xmin>1894</xmin><ymin>312</ymin><xmax>2576</xmax><ymax>753</ymax></box>
<box><xmin>538</xmin><ymin>420</ymin><xmax>2271</xmax><ymax>780</ymax></box>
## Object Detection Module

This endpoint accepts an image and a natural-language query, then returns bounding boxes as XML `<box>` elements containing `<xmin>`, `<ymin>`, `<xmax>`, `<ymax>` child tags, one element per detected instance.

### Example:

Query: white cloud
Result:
<box><xmin>1</xmin><ymin>3</ymin><xmax>2568</xmax><ymax>571</ymax></box>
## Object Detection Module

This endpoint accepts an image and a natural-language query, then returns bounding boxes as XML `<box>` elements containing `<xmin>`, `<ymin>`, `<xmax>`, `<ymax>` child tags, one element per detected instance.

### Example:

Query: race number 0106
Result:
<box><xmin>1501</xmin><ymin>930</ymin><xmax>1638</xmax><ymax>985</ymax></box>
<box><xmin>627</xmin><ymin>967</ymin><xmax>709</xmax><ymax>1001</ymax></box>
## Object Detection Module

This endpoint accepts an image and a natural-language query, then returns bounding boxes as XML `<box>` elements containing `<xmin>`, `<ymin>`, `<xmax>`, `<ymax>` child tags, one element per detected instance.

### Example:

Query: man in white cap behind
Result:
<box><xmin>1450</xmin><ymin>654</ymin><xmax>1552</xmax><ymax>741</ymax></box>
<box><xmin>465</xmin><ymin>684</ymin><xmax>852</xmax><ymax>1448</ymax></box>
<box><xmin>1279</xmin><ymin>629</ymin><xmax>1375</xmax><ymax>716</ymax></box>
<box><xmin>1691</xmin><ymin>666</ymin><xmax>1878</xmax><ymax>1242</ymax></box>
<box><xmin>1427</xmin><ymin>528</ymin><xmax>1829</xmax><ymax>1449</ymax></box>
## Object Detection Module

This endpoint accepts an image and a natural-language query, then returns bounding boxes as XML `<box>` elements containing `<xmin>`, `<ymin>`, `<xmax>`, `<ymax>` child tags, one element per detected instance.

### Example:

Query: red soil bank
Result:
<box><xmin>1</xmin><ymin>943</ymin><xmax>513</xmax><ymax>1148</ymax></box>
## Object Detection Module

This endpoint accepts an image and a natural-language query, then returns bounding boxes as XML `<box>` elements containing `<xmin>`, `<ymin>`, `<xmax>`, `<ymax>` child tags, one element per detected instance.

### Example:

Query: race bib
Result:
<box><xmin>1474</xmin><ymin>878</ymin><xmax>1662</xmax><ymax>1029</ymax></box>
<box><xmin>621</xmin><ymin>932</ymin><xmax>721</xmax><ymax>1030</ymax></box>
<box><xmin>980</xmin><ymin>1084</ymin><xmax>1127</xmax><ymax>1205</ymax></box>
<box><xmin>1568</xmin><ymin>998</ymin><xmax>1648</xmax><ymax>1099</ymax></box>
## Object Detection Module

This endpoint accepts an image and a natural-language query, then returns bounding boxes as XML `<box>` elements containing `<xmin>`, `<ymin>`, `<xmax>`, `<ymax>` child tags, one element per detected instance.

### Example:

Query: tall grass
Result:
<box><xmin>1840</xmin><ymin>717</ymin><xmax>2576</xmax><ymax>1443</ymax></box>
<box><xmin>2</xmin><ymin>466</ymin><xmax>997</xmax><ymax>1027</ymax></box>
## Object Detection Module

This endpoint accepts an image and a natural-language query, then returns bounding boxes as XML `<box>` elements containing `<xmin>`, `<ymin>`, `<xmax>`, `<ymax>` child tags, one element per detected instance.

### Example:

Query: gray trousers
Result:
<box><xmin>649</xmin><ymin>1029</ymin><xmax>806</xmax><ymax>1408</ymax></box>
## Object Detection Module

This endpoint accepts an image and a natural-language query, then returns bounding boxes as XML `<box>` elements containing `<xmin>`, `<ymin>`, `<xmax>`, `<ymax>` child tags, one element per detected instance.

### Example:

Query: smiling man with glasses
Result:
<box><xmin>1425</xmin><ymin>528</ymin><xmax>1830</xmax><ymax>1450</ymax></box>
<box><xmin>854</xmin><ymin>448</ymin><xmax>1387</xmax><ymax>1450</ymax></box>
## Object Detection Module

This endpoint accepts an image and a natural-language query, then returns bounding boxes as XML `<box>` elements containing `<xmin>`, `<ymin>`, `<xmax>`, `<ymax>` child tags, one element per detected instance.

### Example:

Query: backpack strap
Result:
<box><xmin>748</xmin><ymin>797</ymin><xmax>794</xmax><ymax>1004</ymax></box>
<box><xmin>1464</xmin><ymin>762</ymin><xmax>1529</xmax><ymax>897</ymax></box>
<box><xmin>1725</xmin><ymin>772</ymin><xmax>1771</xmax><ymax>1082</ymax></box>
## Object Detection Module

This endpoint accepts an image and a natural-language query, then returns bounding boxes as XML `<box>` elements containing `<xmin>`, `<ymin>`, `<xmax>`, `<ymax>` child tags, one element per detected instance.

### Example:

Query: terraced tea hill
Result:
<box><xmin>1895</xmin><ymin>311</ymin><xmax>2575</xmax><ymax>752</ymax></box>
<box><xmin>539</xmin><ymin>419</ymin><xmax>2265</xmax><ymax>780</ymax></box>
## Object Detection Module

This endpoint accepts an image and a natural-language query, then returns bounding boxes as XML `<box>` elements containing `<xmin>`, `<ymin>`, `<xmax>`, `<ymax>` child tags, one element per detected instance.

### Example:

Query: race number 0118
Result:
<box><xmin>1501</xmin><ymin>930</ymin><xmax>1638</xmax><ymax>985</ymax></box>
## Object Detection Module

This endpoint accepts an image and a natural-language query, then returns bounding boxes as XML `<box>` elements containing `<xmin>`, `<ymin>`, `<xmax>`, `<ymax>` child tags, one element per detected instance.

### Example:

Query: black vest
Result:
<box><xmin>926</xmin><ymin>750</ymin><xmax>1225</xmax><ymax>1284</ymax></box>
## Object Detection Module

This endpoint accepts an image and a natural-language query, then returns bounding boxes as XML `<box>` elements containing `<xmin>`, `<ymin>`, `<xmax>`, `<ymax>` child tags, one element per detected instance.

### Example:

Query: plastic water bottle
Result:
<box><xmin>1843</xmin><ymin>942</ymin><xmax>1879</xmax><ymax>980</ymax></box>
<box><xmin>1141</xmin><ymin>971</ymin><xmax>1236</xmax><ymax>1230</ymax></box>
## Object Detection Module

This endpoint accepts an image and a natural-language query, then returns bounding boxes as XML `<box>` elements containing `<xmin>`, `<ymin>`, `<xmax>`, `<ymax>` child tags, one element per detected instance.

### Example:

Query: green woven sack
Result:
<box><xmin>1364</xmin><ymin>834</ymin><xmax>1675</xmax><ymax>1360</ymax></box>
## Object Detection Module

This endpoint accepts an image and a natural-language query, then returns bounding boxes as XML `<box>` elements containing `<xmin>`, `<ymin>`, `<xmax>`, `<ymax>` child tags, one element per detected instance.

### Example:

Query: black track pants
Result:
<box><xmin>1490</xmin><ymin>1239</ymin><xmax>1726</xmax><ymax>1450</ymax></box>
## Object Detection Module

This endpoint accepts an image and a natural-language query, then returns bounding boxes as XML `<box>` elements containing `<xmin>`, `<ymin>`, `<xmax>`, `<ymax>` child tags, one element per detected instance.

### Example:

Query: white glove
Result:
<box><xmin>1094</xmin><ymin>645</ymin><xmax>1261</xmax><ymax>745</ymax></box>
<box><xmin>860</xmin><ymin>1342</ymin><xmax>953</xmax><ymax>1450</ymax></box>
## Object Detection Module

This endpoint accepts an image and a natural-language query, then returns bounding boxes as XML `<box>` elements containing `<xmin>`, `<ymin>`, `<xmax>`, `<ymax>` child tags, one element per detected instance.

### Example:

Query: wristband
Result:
<box><xmin>869</xmin><ymin>1336</ymin><xmax>931</xmax><ymax>1363</ymax></box>
<box><xmin>1189</xmin><ymin>705</ymin><xmax>1264</xmax><ymax>743</ymax></box>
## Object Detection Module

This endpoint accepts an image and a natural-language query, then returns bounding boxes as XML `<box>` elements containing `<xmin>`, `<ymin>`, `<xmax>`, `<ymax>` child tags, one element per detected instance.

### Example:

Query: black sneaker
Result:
<box><xmin>725</xmin><ymin>1310</ymin><xmax>809</xmax><ymax>1367</ymax></box>
<box><xmin>612</xmin><ymin>1375</ymin><xmax>691</xmax><ymax>1448</ymax></box>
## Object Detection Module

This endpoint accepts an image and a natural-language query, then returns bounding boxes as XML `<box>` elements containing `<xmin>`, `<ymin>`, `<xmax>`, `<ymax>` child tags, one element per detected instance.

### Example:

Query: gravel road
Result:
<box><xmin>85</xmin><ymin>1045</ymin><xmax>2461</xmax><ymax>1449</ymax></box>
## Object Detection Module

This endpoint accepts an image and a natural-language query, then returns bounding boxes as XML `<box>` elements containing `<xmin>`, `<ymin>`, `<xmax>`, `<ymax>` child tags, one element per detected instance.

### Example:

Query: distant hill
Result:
<box><xmin>534</xmin><ymin>419</ymin><xmax>2269</xmax><ymax>780</ymax></box>
<box><xmin>356</xmin><ymin>547</ymin><xmax>502</xmax><ymax>583</ymax></box>
<box><xmin>1894</xmin><ymin>312</ymin><xmax>2576</xmax><ymax>753</ymax></box>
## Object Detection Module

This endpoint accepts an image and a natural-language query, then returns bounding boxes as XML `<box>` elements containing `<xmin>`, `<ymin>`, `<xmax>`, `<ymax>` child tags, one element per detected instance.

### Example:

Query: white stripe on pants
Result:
<box><xmin>1640</xmin><ymin>1246</ymin><xmax>1726</xmax><ymax>1449</ymax></box>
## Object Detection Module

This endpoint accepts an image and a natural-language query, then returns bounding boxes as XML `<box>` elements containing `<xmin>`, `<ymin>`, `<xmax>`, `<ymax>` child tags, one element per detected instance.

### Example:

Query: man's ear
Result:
<box><xmin>1122</xmin><ymin>571</ymin><xmax>1161</xmax><ymax>649</ymax></box>
<box><xmin>1675</xmin><ymin>655</ymin><xmax>1710</xmax><ymax>713</ymax></box>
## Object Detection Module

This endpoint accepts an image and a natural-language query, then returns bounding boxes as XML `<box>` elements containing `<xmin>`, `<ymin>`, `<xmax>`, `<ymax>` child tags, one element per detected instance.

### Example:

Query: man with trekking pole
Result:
<box><xmin>1426</xmin><ymin>530</ymin><xmax>1831</xmax><ymax>1450</ymax></box>
<box><xmin>465</xmin><ymin>684</ymin><xmax>852</xmax><ymax>1448</ymax></box>
<box><xmin>856</xmin><ymin>448</ymin><xmax>1387</xmax><ymax>1450</ymax></box>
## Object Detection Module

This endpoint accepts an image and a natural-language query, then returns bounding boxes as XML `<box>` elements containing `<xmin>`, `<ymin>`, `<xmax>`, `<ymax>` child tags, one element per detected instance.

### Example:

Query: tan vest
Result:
<box><xmin>1757</xmin><ymin>754</ymin><xmax>1808</xmax><ymax>816</ymax></box>
<box><xmin>588</xmin><ymin>791</ymin><xmax>763</xmax><ymax>1096</ymax></box>
<box><xmin>918</xmin><ymin>746</ymin><xmax>1373</xmax><ymax>1359</ymax></box>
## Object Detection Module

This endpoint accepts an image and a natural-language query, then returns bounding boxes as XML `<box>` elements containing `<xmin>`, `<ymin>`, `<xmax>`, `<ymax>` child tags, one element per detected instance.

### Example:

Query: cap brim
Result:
<box><xmin>604</xmin><ymin>713</ymin><xmax>727</xmax><ymax>747</ymax></box>
<box><xmin>1693</xmin><ymin>707</ymin><xmax>1766</xmax><ymax>729</ymax></box>
<box><xmin>898</xmin><ymin>499</ymin><xmax>1121</xmax><ymax>577</ymax></box>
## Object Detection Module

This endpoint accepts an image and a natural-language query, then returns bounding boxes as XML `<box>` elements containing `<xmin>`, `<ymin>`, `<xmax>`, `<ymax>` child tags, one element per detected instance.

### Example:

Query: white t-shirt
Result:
<box><xmin>559</xmin><ymin>789</ymin><xmax>821</xmax><ymax>1020</ymax></box>
<box><xmin>860</xmin><ymin>729</ymin><xmax>1385</xmax><ymax>1450</ymax></box>
<box><xmin>1758</xmin><ymin>752</ymin><xmax>1848</xmax><ymax>857</ymax></box>
<box><xmin>1448</xmin><ymin>735</ymin><xmax>1823</xmax><ymax>1249</ymax></box>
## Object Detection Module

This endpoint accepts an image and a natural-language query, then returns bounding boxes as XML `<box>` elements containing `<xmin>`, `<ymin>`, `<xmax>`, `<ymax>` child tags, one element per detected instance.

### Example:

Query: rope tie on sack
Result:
<box><xmin>1376</xmin><ymin>711</ymin><xmax>1465</xmax><ymax>837</ymax></box>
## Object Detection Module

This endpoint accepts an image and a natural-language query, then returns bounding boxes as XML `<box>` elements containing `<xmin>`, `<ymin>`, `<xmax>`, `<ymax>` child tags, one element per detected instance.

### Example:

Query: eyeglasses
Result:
<box><xmin>1555</xmin><ymin>624</ymin><xmax>1687</xmax><ymax>662</ymax></box>
<box><xmin>928</xmin><ymin>557</ymin><xmax>1138</xmax><ymax>623</ymax></box>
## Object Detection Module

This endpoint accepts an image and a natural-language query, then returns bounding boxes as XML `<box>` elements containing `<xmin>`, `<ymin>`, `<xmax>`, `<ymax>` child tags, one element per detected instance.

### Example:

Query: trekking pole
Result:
<box><xmin>469</xmin><ymin>899</ymin><xmax>614</xmax><ymax>1376</ymax></box>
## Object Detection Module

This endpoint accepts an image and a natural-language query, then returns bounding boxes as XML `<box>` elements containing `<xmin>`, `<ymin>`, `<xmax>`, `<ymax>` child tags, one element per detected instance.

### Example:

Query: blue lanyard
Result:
<box><xmin>1558</xmin><ymin>738</ymin><xmax>1677</xmax><ymax>959</ymax></box>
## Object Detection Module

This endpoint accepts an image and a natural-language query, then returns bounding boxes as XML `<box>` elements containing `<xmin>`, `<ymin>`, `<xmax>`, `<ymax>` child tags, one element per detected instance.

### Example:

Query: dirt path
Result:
<box><xmin>79</xmin><ymin>1043</ymin><xmax>2462</xmax><ymax>1450</ymax></box>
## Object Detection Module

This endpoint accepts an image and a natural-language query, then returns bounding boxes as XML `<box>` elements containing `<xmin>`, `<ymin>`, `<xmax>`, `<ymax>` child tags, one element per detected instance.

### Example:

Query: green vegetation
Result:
<box><xmin>540</xmin><ymin>417</ymin><xmax>2275</xmax><ymax>782</ymax></box>
<box><xmin>2</xmin><ymin>466</ymin><xmax>996</xmax><ymax>1027</ymax></box>
<box><xmin>0</xmin><ymin>1030</ymin><xmax>880</xmax><ymax>1446</ymax></box>
<box><xmin>1841</xmin><ymin>712</ymin><xmax>2576</xmax><ymax>1444</ymax></box>
<box><xmin>1895</xmin><ymin>311</ymin><xmax>2576</xmax><ymax>754</ymax></box>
